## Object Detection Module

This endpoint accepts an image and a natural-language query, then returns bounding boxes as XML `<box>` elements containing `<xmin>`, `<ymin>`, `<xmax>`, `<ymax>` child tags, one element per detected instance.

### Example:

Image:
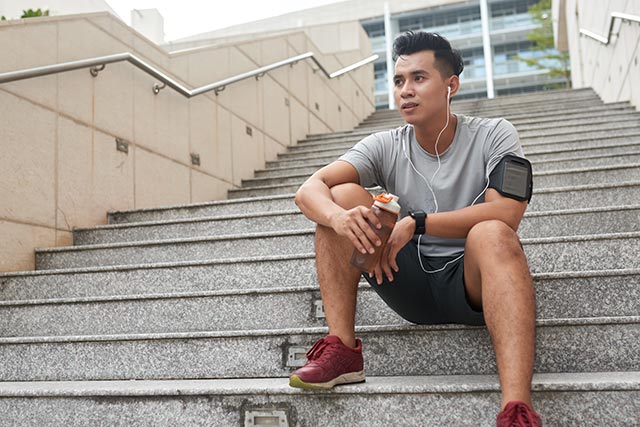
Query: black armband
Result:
<box><xmin>488</xmin><ymin>155</ymin><xmax>533</xmax><ymax>202</ymax></box>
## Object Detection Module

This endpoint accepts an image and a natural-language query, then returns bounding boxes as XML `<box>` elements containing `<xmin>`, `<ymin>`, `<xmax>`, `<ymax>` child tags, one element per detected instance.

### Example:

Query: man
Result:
<box><xmin>291</xmin><ymin>31</ymin><xmax>541</xmax><ymax>426</ymax></box>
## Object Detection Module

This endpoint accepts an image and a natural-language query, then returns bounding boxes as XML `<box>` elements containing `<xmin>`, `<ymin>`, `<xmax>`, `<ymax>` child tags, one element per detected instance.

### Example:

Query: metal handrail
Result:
<box><xmin>0</xmin><ymin>51</ymin><xmax>378</xmax><ymax>97</ymax></box>
<box><xmin>579</xmin><ymin>11</ymin><xmax>640</xmax><ymax>45</ymax></box>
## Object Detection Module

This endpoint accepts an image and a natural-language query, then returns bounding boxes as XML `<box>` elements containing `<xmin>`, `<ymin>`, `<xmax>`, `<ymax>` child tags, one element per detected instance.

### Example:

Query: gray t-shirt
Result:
<box><xmin>339</xmin><ymin>114</ymin><xmax>524</xmax><ymax>257</ymax></box>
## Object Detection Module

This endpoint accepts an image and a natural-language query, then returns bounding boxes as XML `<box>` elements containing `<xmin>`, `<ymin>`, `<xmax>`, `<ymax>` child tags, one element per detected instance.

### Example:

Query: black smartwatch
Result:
<box><xmin>408</xmin><ymin>210</ymin><xmax>426</xmax><ymax>235</ymax></box>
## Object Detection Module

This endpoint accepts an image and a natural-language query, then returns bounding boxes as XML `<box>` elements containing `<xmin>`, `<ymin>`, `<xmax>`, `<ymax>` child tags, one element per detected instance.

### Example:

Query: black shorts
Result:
<box><xmin>362</xmin><ymin>242</ymin><xmax>486</xmax><ymax>326</ymax></box>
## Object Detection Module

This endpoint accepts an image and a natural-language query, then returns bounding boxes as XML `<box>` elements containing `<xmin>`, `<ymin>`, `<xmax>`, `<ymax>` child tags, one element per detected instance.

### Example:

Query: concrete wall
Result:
<box><xmin>0</xmin><ymin>12</ymin><xmax>375</xmax><ymax>272</ymax></box>
<box><xmin>555</xmin><ymin>0</ymin><xmax>640</xmax><ymax>108</ymax></box>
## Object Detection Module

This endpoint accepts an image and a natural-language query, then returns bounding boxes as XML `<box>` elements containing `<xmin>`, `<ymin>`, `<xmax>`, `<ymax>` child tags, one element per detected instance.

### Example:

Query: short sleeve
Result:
<box><xmin>485</xmin><ymin>119</ymin><xmax>524</xmax><ymax>173</ymax></box>
<box><xmin>338</xmin><ymin>133</ymin><xmax>385</xmax><ymax>188</ymax></box>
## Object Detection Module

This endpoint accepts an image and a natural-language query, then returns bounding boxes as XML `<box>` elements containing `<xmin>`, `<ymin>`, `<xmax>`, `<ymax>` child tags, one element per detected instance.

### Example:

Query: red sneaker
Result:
<box><xmin>497</xmin><ymin>401</ymin><xmax>542</xmax><ymax>427</ymax></box>
<box><xmin>289</xmin><ymin>335</ymin><xmax>365</xmax><ymax>390</ymax></box>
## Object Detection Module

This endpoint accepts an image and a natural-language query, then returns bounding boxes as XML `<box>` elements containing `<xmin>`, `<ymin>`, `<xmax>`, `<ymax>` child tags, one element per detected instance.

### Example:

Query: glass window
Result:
<box><xmin>398</xmin><ymin>6</ymin><xmax>481</xmax><ymax>36</ymax></box>
<box><xmin>363</xmin><ymin>21</ymin><xmax>385</xmax><ymax>38</ymax></box>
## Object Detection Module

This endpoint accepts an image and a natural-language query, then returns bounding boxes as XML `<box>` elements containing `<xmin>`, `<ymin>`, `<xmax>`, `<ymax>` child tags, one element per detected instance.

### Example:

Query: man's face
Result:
<box><xmin>393</xmin><ymin>50</ymin><xmax>450</xmax><ymax>126</ymax></box>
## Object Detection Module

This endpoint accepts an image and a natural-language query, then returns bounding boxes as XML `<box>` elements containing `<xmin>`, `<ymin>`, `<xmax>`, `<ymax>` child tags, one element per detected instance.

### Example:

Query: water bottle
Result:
<box><xmin>350</xmin><ymin>193</ymin><xmax>401</xmax><ymax>272</ymax></box>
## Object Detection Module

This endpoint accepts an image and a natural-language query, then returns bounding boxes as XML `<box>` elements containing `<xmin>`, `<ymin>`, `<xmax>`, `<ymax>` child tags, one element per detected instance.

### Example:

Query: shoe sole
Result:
<box><xmin>289</xmin><ymin>370</ymin><xmax>366</xmax><ymax>390</ymax></box>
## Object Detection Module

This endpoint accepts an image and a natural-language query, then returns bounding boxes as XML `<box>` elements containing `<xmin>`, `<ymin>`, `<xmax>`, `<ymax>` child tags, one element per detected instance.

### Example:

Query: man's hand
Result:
<box><xmin>371</xmin><ymin>216</ymin><xmax>415</xmax><ymax>284</ymax></box>
<box><xmin>329</xmin><ymin>206</ymin><xmax>383</xmax><ymax>255</ymax></box>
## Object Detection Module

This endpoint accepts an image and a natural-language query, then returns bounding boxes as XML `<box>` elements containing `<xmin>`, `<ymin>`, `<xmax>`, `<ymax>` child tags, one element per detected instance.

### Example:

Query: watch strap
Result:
<box><xmin>409</xmin><ymin>210</ymin><xmax>426</xmax><ymax>235</ymax></box>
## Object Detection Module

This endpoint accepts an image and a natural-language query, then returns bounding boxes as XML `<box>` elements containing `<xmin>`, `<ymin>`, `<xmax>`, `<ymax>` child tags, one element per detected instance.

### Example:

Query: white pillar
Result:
<box><xmin>384</xmin><ymin>2</ymin><xmax>395</xmax><ymax>109</ymax></box>
<box><xmin>479</xmin><ymin>0</ymin><xmax>495</xmax><ymax>98</ymax></box>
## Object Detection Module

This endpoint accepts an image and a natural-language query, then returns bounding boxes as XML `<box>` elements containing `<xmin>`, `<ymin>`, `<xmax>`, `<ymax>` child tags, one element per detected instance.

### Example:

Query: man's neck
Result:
<box><xmin>413</xmin><ymin>113</ymin><xmax>457</xmax><ymax>155</ymax></box>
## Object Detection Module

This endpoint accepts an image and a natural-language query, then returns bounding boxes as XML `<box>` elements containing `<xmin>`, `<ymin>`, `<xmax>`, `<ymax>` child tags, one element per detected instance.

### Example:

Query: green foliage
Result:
<box><xmin>21</xmin><ymin>8</ymin><xmax>50</xmax><ymax>18</ymax></box>
<box><xmin>516</xmin><ymin>0</ymin><xmax>571</xmax><ymax>87</ymax></box>
<box><xmin>1</xmin><ymin>8</ymin><xmax>50</xmax><ymax>20</ymax></box>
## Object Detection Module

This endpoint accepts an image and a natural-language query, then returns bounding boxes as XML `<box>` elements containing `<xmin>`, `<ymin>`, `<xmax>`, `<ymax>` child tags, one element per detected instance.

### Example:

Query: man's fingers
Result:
<box><xmin>348</xmin><ymin>232</ymin><xmax>367</xmax><ymax>254</ymax></box>
<box><xmin>362</xmin><ymin>207</ymin><xmax>382</xmax><ymax>230</ymax></box>
<box><xmin>387</xmin><ymin>243</ymin><xmax>400</xmax><ymax>272</ymax></box>
<box><xmin>373</xmin><ymin>264</ymin><xmax>383</xmax><ymax>285</ymax></box>
<box><xmin>380</xmin><ymin>244</ymin><xmax>395</xmax><ymax>282</ymax></box>
<box><xmin>350</xmin><ymin>224</ymin><xmax>376</xmax><ymax>254</ymax></box>
<box><xmin>354</xmin><ymin>215</ymin><xmax>382</xmax><ymax>247</ymax></box>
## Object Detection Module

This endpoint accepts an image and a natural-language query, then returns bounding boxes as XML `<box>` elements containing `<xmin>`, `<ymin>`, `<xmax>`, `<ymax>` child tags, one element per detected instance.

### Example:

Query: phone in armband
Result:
<box><xmin>488</xmin><ymin>155</ymin><xmax>533</xmax><ymax>202</ymax></box>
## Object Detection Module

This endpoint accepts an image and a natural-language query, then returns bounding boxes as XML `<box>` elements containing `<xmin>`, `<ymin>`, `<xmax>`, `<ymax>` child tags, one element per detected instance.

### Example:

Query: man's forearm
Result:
<box><xmin>424</xmin><ymin>198</ymin><xmax>526</xmax><ymax>239</ymax></box>
<box><xmin>295</xmin><ymin>179</ymin><xmax>346</xmax><ymax>227</ymax></box>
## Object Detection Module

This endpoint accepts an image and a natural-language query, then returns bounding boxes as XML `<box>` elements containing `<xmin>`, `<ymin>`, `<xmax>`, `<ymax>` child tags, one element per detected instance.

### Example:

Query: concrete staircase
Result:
<box><xmin>1</xmin><ymin>87</ymin><xmax>638</xmax><ymax>426</ymax></box>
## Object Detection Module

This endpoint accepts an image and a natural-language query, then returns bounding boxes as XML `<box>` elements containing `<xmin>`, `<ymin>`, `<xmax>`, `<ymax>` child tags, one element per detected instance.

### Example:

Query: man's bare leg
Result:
<box><xmin>315</xmin><ymin>183</ymin><xmax>373</xmax><ymax>348</ymax></box>
<box><xmin>463</xmin><ymin>220</ymin><xmax>536</xmax><ymax>410</ymax></box>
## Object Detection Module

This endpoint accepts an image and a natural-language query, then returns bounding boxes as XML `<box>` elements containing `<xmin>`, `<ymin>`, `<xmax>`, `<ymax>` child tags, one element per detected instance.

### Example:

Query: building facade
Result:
<box><xmin>363</xmin><ymin>0</ymin><xmax>568</xmax><ymax>107</ymax></box>
<box><xmin>172</xmin><ymin>0</ymin><xmax>568</xmax><ymax>109</ymax></box>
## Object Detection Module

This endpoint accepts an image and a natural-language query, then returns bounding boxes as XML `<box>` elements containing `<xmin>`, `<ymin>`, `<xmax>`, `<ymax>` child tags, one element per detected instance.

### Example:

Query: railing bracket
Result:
<box><xmin>152</xmin><ymin>82</ymin><xmax>166</xmax><ymax>95</ymax></box>
<box><xmin>254</xmin><ymin>72</ymin><xmax>266</xmax><ymax>81</ymax></box>
<box><xmin>89</xmin><ymin>64</ymin><xmax>105</xmax><ymax>77</ymax></box>
<box><xmin>214</xmin><ymin>85</ymin><xmax>226</xmax><ymax>96</ymax></box>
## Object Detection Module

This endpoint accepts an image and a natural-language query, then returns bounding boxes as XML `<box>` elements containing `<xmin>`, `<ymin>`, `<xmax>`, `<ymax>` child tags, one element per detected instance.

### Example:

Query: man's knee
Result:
<box><xmin>330</xmin><ymin>183</ymin><xmax>373</xmax><ymax>210</ymax></box>
<box><xmin>466</xmin><ymin>220</ymin><xmax>523</xmax><ymax>258</ymax></box>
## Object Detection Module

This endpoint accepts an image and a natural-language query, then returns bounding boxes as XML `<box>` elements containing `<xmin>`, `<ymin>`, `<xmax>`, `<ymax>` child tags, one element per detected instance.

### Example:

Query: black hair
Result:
<box><xmin>393</xmin><ymin>31</ymin><xmax>464</xmax><ymax>78</ymax></box>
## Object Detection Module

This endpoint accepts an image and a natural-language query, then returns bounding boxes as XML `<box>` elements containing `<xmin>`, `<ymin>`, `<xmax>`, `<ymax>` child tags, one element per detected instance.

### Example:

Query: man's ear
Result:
<box><xmin>448</xmin><ymin>75</ymin><xmax>460</xmax><ymax>97</ymax></box>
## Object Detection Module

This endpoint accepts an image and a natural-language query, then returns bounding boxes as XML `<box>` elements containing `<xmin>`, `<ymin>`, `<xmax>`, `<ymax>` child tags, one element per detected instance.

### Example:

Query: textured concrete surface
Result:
<box><xmin>255</xmin><ymin>148</ymin><xmax>640</xmax><ymax>180</ymax></box>
<box><xmin>525</xmin><ymin>139</ymin><xmax>640</xmax><ymax>157</ymax></box>
<box><xmin>280</xmin><ymin>120</ymin><xmax>640</xmax><ymax>153</ymax></box>
<box><xmin>519</xmin><ymin>206</ymin><xmax>640</xmax><ymax>237</ymax></box>
<box><xmin>108</xmin><ymin>194</ymin><xmax>296</xmax><ymax>225</ymax></box>
<box><xmin>231</xmin><ymin>168</ymin><xmax>640</xmax><ymax>200</ymax></box>
<box><xmin>35</xmin><ymin>229</ymin><xmax>640</xmax><ymax>272</ymax></box>
<box><xmin>2</xmin><ymin>270</ymin><xmax>639</xmax><ymax>337</ymax></box>
<box><xmin>74</xmin><ymin>211</ymin><xmax>312</xmax><ymax>245</ymax></box>
<box><xmin>529</xmin><ymin>181</ymin><xmax>640</xmax><ymax>211</ymax></box>
<box><xmin>0</xmin><ymin>318</ymin><xmax>638</xmax><ymax>381</ymax></box>
<box><xmin>0</xmin><ymin>374</ymin><xmax>638</xmax><ymax>426</ymax></box>
<box><xmin>0</xmin><ymin>254</ymin><xmax>318</xmax><ymax>300</ymax></box>
<box><xmin>241</xmin><ymin>162</ymin><xmax>640</xmax><ymax>189</ymax></box>
<box><xmin>36</xmin><ymin>231</ymin><xmax>315</xmax><ymax>270</ymax></box>
<box><xmin>359</xmin><ymin>103</ymin><xmax>634</xmax><ymax>130</ymax></box>
<box><xmin>531</xmin><ymin>150</ymin><xmax>640</xmax><ymax>171</ymax></box>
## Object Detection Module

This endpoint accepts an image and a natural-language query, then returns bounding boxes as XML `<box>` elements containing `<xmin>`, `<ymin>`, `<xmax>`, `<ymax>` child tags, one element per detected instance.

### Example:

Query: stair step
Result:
<box><xmin>297</xmin><ymin>114</ymin><xmax>639</xmax><ymax>148</ymax></box>
<box><xmin>231</xmin><ymin>165</ymin><xmax>640</xmax><ymax>198</ymax></box>
<box><xmin>75</xmin><ymin>210</ymin><xmax>312</xmax><ymax>245</ymax></box>
<box><xmin>0</xmin><ymin>316</ymin><xmax>637</xmax><ymax>381</ymax></box>
<box><xmin>243</xmin><ymin>163</ymin><xmax>640</xmax><ymax>189</ymax></box>
<box><xmin>0</xmin><ymin>254</ymin><xmax>317</xmax><ymax>301</ymax></box>
<box><xmin>234</xmin><ymin>181</ymin><xmax>640</xmax><ymax>211</ymax></box>
<box><xmin>355</xmin><ymin>102</ymin><xmax>633</xmax><ymax>130</ymax></box>
<box><xmin>359</xmin><ymin>100</ymin><xmax>622</xmax><ymax>126</ymax></box>
<box><xmin>275</xmin><ymin>133</ymin><xmax>640</xmax><ymax>161</ymax></box>
<box><xmin>2</xmin><ymin>268</ymin><xmax>638</xmax><ymax>337</ymax></box>
<box><xmin>107</xmin><ymin>194</ymin><xmax>296</xmax><ymax>225</ymax></box>
<box><xmin>110</xmin><ymin>179</ymin><xmax>640</xmax><ymax>225</ymax></box>
<box><xmin>74</xmin><ymin>205</ymin><xmax>640</xmax><ymax>246</ymax></box>
<box><xmin>263</xmin><ymin>139</ymin><xmax>640</xmax><ymax>169</ymax></box>
<box><xmin>293</xmin><ymin>120</ymin><xmax>640</xmax><ymax>151</ymax></box>
<box><xmin>529</xmin><ymin>145</ymin><xmax>640</xmax><ymax>166</ymax></box>
<box><xmin>255</xmin><ymin>149</ymin><xmax>640</xmax><ymax>179</ymax></box>
<box><xmin>34</xmin><ymin>230</ymin><xmax>640</xmax><ymax>272</ymax></box>
<box><xmin>1</xmin><ymin>372</ymin><xmax>637</xmax><ymax>426</ymax></box>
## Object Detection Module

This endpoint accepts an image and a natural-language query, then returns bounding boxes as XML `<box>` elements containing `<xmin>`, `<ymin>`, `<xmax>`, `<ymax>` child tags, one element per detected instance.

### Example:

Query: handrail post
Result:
<box><xmin>579</xmin><ymin>10</ymin><xmax>640</xmax><ymax>45</ymax></box>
